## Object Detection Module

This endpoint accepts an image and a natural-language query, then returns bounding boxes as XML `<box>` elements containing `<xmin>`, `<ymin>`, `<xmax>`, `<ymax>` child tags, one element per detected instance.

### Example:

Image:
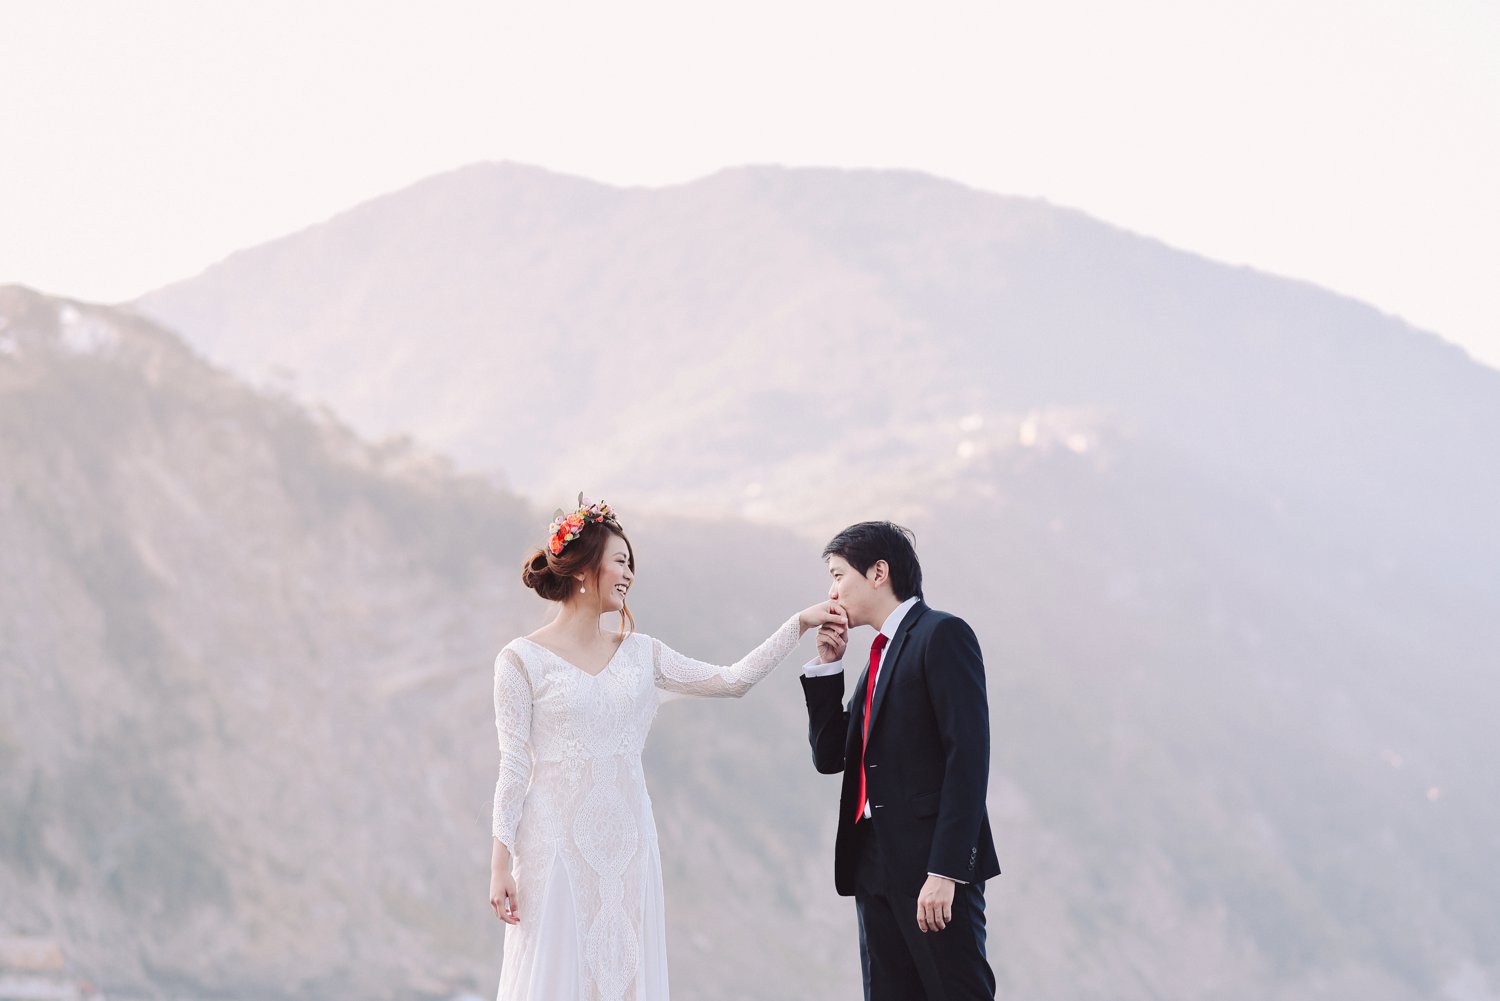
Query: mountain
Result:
<box><xmin>8</xmin><ymin>157</ymin><xmax>1500</xmax><ymax>1001</ymax></box>
<box><xmin>135</xmin><ymin>162</ymin><xmax>1500</xmax><ymax>556</ymax></box>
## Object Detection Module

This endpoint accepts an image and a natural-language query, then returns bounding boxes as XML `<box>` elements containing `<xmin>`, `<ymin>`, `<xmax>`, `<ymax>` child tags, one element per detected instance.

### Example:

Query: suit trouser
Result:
<box><xmin>853</xmin><ymin>820</ymin><xmax>996</xmax><ymax>1001</ymax></box>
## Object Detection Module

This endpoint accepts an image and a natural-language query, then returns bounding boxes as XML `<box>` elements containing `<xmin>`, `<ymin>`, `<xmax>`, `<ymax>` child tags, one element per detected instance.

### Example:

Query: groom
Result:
<box><xmin>802</xmin><ymin>521</ymin><xmax>1000</xmax><ymax>1001</ymax></box>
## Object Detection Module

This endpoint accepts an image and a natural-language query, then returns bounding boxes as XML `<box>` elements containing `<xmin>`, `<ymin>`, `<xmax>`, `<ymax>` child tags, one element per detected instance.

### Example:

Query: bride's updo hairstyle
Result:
<box><xmin>521</xmin><ymin>497</ymin><xmax>635</xmax><ymax>634</ymax></box>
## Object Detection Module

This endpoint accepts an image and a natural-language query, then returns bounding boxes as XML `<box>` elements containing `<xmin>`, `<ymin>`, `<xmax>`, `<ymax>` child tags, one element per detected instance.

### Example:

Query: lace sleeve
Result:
<box><xmin>492</xmin><ymin>647</ymin><xmax>533</xmax><ymax>854</ymax></box>
<box><xmin>652</xmin><ymin>615</ymin><xmax>802</xmax><ymax>699</ymax></box>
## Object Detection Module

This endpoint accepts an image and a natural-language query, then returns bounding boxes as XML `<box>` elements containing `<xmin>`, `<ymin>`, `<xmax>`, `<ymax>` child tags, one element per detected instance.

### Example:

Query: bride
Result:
<box><xmin>489</xmin><ymin>497</ymin><xmax>846</xmax><ymax>1000</ymax></box>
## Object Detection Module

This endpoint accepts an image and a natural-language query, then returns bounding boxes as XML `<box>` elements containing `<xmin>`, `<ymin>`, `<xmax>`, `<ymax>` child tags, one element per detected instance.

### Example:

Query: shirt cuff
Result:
<box><xmin>803</xmin><ymin>657</ymin><xmax>844</xmax><ymax>678</ymax></box>
<box><xmin>927</xmin><ymin>872</ymin><xmax>968</xmax><ymax>884</ymax></box>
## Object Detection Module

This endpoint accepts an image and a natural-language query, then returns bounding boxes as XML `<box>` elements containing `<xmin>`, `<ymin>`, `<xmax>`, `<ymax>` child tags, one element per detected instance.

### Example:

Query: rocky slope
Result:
<box><xmin>0</xmin><ymin>285</ymin><xmax>530</xmax><ymax>997</ymax></box>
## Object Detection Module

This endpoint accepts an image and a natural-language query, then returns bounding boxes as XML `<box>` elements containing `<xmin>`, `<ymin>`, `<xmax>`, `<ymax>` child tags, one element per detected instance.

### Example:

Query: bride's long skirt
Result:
<box><xmin>496</xmin><ymin>758</ymin><xmax>670</xmax><ymax>1001</ymax></box>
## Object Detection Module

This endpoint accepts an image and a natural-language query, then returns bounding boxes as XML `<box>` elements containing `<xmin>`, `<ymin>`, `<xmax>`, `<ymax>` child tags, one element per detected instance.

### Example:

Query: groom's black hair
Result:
<box><xmin>823</xmin><ymin>521</ymin><xmax>924</xmax><ymax>602</ymax></box>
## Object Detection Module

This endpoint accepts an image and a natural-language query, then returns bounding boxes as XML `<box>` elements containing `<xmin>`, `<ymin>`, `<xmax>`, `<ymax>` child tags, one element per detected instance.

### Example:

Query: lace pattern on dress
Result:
<box><xmin>650</xmin><ymin>615</ymin><xmax>801</xmax><ymax>699</ymax></box>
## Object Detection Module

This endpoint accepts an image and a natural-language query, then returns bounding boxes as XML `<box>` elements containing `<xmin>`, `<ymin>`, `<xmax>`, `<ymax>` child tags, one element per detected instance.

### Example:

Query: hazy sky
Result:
<box><xmin>4</xmin><ymin>0</ymin><xmax>1498</xmax><ymax>367</ymax></box>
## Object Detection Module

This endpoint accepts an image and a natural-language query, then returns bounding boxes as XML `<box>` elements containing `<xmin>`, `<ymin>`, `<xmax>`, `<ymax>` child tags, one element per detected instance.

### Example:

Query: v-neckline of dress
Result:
<box><xmin>517</xmin><ymin>634</ymin><xmax>628</xmax><ymax>678</ymax></box>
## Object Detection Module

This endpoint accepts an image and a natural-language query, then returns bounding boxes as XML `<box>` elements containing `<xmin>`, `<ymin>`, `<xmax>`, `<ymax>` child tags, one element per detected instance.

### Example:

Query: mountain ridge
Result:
<box><xmin>134</xmin><ymin>163</ymin><xmax>1500</xmax><ymax>544</ymax></box>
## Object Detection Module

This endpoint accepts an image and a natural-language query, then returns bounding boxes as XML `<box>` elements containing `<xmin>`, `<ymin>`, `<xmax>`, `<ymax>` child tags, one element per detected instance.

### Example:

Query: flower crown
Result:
<box><xmin>547</xmin><ymin>494</ymin><xmax>615</xmax><ymax>556</ymax></box>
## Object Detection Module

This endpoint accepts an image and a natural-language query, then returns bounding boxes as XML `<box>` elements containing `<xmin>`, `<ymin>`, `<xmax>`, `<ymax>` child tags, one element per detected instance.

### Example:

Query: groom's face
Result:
<box><xmin>827</xmin><ymin>554</ymin><xmax>879</xmax><ymax>628</ymax></box>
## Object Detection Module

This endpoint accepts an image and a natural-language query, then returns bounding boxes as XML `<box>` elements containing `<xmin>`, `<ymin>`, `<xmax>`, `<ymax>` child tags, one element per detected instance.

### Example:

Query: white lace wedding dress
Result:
<box><xmin>491</xmin><ymin>616</ymin><xmax>802</xmax><ymax>1001</ymax></box>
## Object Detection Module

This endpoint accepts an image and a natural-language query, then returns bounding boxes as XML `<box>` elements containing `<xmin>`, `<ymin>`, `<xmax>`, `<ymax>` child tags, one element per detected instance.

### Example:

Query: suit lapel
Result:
<box><xmin>867</xmin><ymin>601</ymin><xmax>926</xmax><ymax>736</ymax></box>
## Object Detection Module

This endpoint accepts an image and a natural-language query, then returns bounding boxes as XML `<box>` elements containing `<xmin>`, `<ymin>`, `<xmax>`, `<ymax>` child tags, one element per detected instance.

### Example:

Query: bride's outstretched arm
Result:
<box><xmin>652</xmin><ymin>602</ymin><xmax>847</xmax><ymax>698</ymax></box>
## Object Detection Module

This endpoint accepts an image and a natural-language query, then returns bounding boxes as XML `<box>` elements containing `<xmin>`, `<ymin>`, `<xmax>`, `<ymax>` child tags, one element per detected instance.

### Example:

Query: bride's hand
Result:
<box><xmin>798</xmin><ymin>601</ymin><xmax>848</xmax><ymax>637</ymax></box>
<box><xmin>490</xmin><ymin>867</ymin><xmax>520</xmax><ymax>925</ymax></box>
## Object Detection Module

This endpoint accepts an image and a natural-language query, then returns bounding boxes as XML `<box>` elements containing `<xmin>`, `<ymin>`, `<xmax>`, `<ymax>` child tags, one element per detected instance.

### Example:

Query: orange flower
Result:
<box><xmin>541</xmin><ymin>495</ymin><xmax>616</xmax><ymax>557</ymax></box>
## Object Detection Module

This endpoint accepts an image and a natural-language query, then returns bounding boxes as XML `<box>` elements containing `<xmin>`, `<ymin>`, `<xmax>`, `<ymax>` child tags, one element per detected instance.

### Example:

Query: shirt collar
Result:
<box><xmin>878</xmin><ymin>596</ymin><xmax>920</xmax><ymax>642</ymax></box>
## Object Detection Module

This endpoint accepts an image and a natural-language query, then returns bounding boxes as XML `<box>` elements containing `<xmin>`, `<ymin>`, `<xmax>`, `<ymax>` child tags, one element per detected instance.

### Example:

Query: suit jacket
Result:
<box><xmin>802</xmin><ymin>600</ymin><xmax>1001</xmax><ymax>897</ymax></box>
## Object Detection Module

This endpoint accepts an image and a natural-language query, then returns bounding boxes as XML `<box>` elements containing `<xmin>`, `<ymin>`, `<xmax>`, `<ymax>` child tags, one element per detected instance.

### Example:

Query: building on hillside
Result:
<box><xmin>0</xmin><ymin>936</ymin><xmax>104</xmax><ymax>1001</ymax></box>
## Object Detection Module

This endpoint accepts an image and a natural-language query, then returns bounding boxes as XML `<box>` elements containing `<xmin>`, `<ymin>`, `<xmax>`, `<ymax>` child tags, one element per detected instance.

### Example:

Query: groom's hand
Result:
<box><xmin>815</xmin><ymin>623</ymin><xmax>847</xmax><ymax>664</ymax></box>
<box><xmin>916</xmin><ymin>874</ymin><xmax>955</xmax><ymax>932</ymax></box>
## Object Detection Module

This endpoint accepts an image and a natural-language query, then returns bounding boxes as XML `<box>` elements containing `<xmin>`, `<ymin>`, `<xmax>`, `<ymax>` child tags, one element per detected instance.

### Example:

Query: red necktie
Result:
<box><xmin>854</xmin><ymin>632</ymin><xmax>889</xmax><ymax>823</ymax></box>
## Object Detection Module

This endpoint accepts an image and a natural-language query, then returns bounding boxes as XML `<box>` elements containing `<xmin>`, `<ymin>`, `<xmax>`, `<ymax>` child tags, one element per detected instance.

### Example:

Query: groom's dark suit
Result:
<box><xmin>802</xmin><ymin>600</ymin><xmax>1000</xmax><ymax>1001</ymax></box>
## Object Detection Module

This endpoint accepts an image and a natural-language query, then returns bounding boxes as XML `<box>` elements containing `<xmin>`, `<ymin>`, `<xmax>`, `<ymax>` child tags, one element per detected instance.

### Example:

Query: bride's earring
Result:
<box><xmin>580</xmin><ymin>585</ymin><xmax>587</xmax><ymax>594</ymax></box>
